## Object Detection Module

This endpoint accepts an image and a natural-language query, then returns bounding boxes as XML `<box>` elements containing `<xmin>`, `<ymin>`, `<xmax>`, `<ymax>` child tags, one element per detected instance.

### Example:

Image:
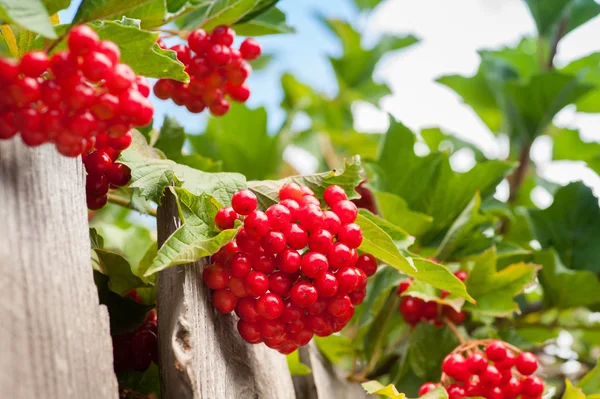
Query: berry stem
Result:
<box><xmin>107</xmin><ymin>193</ymin><xmax>157</xmax><ymax>217</ymax></box>
<box><xmin>45</xmin><ymin>30</ymin><xmax>71</xmax><ymax>53</ymax></box>
<box><xmin>444</xmin><ymin>317</ymin><xmax>466</xmax><ymax>345</ymax></box>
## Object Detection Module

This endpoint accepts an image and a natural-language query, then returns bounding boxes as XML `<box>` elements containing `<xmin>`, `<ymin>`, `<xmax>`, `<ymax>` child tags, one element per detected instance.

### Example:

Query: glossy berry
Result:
<box><xmin>337</xmin><ymin>223</ymin><xmax>363</xmax><ymax>248</ymax></box>
<box><xmin>237</xmin><ymin>320</ymin><xmax>262</xmax><ymax>343</ymax></box>
<box><xmin>283</xmin><ymin>223</ymin><xmax>308</xmax><ymax>249</ymax></box>
<box><xmin>19</xmin><ymin>51</ymin><xmax>48</xmax><ymax>77</ymax></box>
<box><xmin>188</xmin><ymin>29</ymin><xmax>210</xmax><ymax>54</ymax></box>
<box><xmin>229</xmin><ymin>253</ymin><xmax>252</xmax><ymax>278</ymax></box>
<box><xmin>447</xmin><ymin>384</ymin><xmax>465</xmax><ymax>399</ymax></box>
<box><xmin>486</xmin><ymin>341</ymin><xmax>508</xmax><ymax>362</ymax></box>
<box><xmin>419</xmin><ymin>383</ymin><xmax>436</xmax><ymax>396</ymax></box>
<box><xmin>268</xmin><ymin>271</ymin><xmax>293</xmax><ymax>297</ymax></box>
<box><xmin>265</xmin><ymin>204</ymin><xmax>292</xmax><ymax>231</ymax></box>
<box><xmin>323</xmin><ymin>185</ymin><xmax>347</xmax><ymax>206</ymax></box>
<box><xmin>515</xmin><ymin>352</ymin><xmax>538</xmax><ymax>375</ymax></box>
<box><xmin>212</xmin><ymin>289</ymin><xmax>237</xmax><ymax>313</ymax></box>
<box><xmin>244</xmin><ymin>271</ymin><xmax>269</xmax><ymax>297</ymax></box>
<box><xmin>215</xmin><ymin>206</ymin><xmax>238</xmax><ymax>230</ymax></box>
<box><xmin>279</xmin><ymin>183</ymin><xmax>304</xmax><ymax>202</ymax></box>
<box><xmin>84</xmin><ymin>150</ymin><xmax>112</xmax><ymax>176</ymax></box>
<box><xmin>231</xmin><ymin>189</ymin><xmax>257</xmax><ymax>215</ymax></box>
<box><xmin>314</xmin><ymin>272</ymin><xmax>338</xmax><ymax>298</ymax></box>
<box><xmin>321</xmin><ymin>210</ymin><xmax>341</xmax><ymax>234</ymax></box>
<box><xmin>244</xmin><ymin>210</ymin><xmax>269</xmax><ymax>237</ymax></box>
<box><xmin>235</xmin><ymin>297</ymin><xmax>260</xmax><ymax>322</ymax></box>
<box><xmin>481</xmin><ymin>365</ymin><xmax>502</xmax><ymax>386</ymax></box>
<box><xmin>327</xmin><ymin>294</ymin><xmax>352</xmax><ymax>317</ymax></box>
<box><xmin>261</xmin><ymin>231</ymin><xmax>287</xmax><ymax>254</ymax></box>
<box><xmin>442</xmin><ymin>353</ymin><xmax>470</xmax><ymax>382</ymax></box>
<box><xmin>332</xmin><ymin>200</ymin><xmax>358</xmax><ymax>224</ymax></box>
<box><xmin>466</xmin><ymin>352</ymin><xmax>488</xmax><ymax>375</ymax></box>
<box><xmin>301</xmin><ymin>252</ymin><xmax>329</xmax><ymax>278</ymax></box>
<box><xmin>335</xmin><ymin>267</ymin><xmax>359</xmax><ymax>294</ymax></box>
<box><xmin>240</xmin><ymin>38</ymin><xmax>262</xmax><ymax>60</ymax></box>
<box><xmin>211</xmin><ymin>25</ymin><xmax>235</xmax><ymax>46</ymax></box>
<box><xmin>521</xmin><ymin>376</ymin><xmax>544</xmax><ymax>397</ymax></box>
<box><xmin>256</xmin><ymin>293</ymin><xmax>284</xmax><ymax>320</ymax></box>
<box><xmin>203</xmin><ymin>264</ymin><xmax>230</xmax><ymax>290</ymax></box>
<box><xmin>308</xmin><ymin>229</ymin><xmax>334</xmax><ymax>254</ymax></box>
<box><xmin>290</xmin><ymin>281</ymin><xmax>318</xmax><ymax>308</ymax></box>
<box><xmin>68</xmin><ymin>25</ymin><xmax>99</xmax><ymax>55</ymax></box>
<box><xmin>356</xmin><ymin>253</ymin><xmax>377</xmax><ymax>276</ymax></box>
<box><xmin>276</xmin><ymin>248</ymin><xmax>302</xmax><ymax>273</ymax></box>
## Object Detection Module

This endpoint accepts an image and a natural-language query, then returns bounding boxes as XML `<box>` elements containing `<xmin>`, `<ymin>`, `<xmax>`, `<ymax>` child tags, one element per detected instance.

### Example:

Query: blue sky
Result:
<box><xmin>59</xmin><ymin>0</ymin><xmax>358</xmax><ymax>132</ymax></box>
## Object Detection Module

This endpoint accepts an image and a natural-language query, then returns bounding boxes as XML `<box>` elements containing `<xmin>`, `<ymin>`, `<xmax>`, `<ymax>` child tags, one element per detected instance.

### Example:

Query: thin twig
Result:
<box><xmin>107</xmin><ymin>193</ymin><xmax>157</xmax><ymax>217</ymax></box>
<box><xmin>445</xmin><ymin>318</ymin><xmax>466</xmax><ymax>345</ymax></box>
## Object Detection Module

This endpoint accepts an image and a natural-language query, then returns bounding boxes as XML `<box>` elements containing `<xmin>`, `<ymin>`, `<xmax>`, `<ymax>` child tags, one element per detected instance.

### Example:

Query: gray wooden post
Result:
<box><xmin>0</xmin><ymin>140</ymin><xmax>118</xmax><ymax>399</ymax></box>
<box><xmin>156</xmin><ymin>190</ymin><xmax>296</xmax><ymax>399</ymax></box>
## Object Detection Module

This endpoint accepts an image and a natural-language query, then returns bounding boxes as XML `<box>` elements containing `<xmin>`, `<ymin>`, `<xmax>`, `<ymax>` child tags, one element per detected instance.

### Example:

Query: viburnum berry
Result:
<box><xmin>332</xmin><ymin>200</ymin><xmax>358</xmax><ymax>224</ymax></box>
<box><xmin>521</xmin><ymin>376</ymin><xmax>544</xmax><ymax>397</ymax></box>
<box><xmin>244</xmin><ymin>210</ymin><xmax>269</xmax><ymax>237</ymax></box>
<box><xmin>256</xmin><ymin>293</ymin><xmax>284</xmax><ymax>320</ymax></box>
<box><xmin>290</xmin><ymin>281</ymin><xmax>318</xmax><ymax>308</ymax></box>
<box><xmin>215</xmin><ymin>207</ymin><xmax>239</xmax><ymax>230</ymax></box>
<box><xmin>203</xmin><ymin>264</ymin><xmax>230</xmax><ymax>290</ymax></box>
<box><xmin>486</xmin><ymin>340</ymin><xmax>508</xmax><ymax>362</ymax></box>
<box><xmin>237</xmin><ymin>320</ymin><xmax>262</xmax><ymax>343</ymax></box>
<box><xmin>419</xmin><ymin>383</ymin><xmax>437</xmax><ymax>396</ymax></box>
<box><xmin>212</xmin><ymin>289</ymin><xmax>238</xmax><ymax>313</ymax></box>
<box><xmin>232</xmin><ymin>189</ymin><xmax>257</xmax><ymax>215</ymax></box>
<box><xmin>244</xmin><ymin>271</ymin><xmax>269</xmax><ymax>296</ymax></box>
<box><xmin>481</xmin><ymin>364</ymin><xmax>502</xmax><ymax>386</ymax></box>
<box><xmin>276</xmin><ymin>248</ymin><xmax>302</xmax><ymax>273</ymax></box>
<box><xmin>283</xmin><ymin>223</ymin><xmax>308</xmax><ymax>249</ymax></box>
<box><xmin>466</xmin><ymin>352</ymin><xmax>488</xmax><ymax>375</ymax></box>
<box><xmin>240</xmin><ymin>38</ymin><xmax>261</xmax><ymax>60</ymax></box>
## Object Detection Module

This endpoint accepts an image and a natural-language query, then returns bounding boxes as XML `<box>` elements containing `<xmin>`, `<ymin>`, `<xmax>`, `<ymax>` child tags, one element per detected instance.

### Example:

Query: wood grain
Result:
<box><xmin>0</xmin><ymin>140</ymin><xmax>118</xmax><ymax>399</ymax></box>
<box><xmin>156</xmin><ymin>190</ymin><xmax>296</xmax><ymax>399</ymax></box>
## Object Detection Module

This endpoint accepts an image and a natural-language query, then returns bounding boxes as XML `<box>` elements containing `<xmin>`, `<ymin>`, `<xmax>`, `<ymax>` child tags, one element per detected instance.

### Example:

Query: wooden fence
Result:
<box><xmin>0</xmin><ymin>144</ymin><xmax>370</xmax><ymax>399</ymax></box>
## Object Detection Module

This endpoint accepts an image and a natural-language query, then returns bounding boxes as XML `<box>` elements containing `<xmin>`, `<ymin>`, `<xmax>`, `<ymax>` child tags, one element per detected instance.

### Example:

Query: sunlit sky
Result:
<box><xmin>59</xmin><ymin>0</ymin><xmax>600</xmax><ymax>207</ymax></box>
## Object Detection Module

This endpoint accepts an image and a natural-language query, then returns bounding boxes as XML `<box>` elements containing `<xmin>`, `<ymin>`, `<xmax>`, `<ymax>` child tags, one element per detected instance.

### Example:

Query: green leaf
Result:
<box><xmin>0</xmin><ymin>0</ymin><xmax>56</xmax><ymax>38</ymax></box>
<box><xmin>524</xmin><ymin>0</ymin><xmax>600</xmax><ymax>39</ymax></box>
<box><xmin>146</xmin><ymin>189</ymin><xmax>238</xmax><ymax>275</ymax></box>
<box><xmin>371</xmin><ymin>121</ymin><xmax>513</xmax><ymax>241</ymax></box>
<box><xmin>418</xmin><ymin>387</ymin><xmax>450</xmax><ymax>399</ymax></box>
<box><xmin>118</xmin><ymin>363</ymin><xmax>160</xmax><ymax>396</ymax></box>
<box><xmin>94</xmin><ymin>271</ymin><xmax>153</xmax><ymax>334</ymax></box>
<box><xmin>563</xmin><ymin>379</ymin><xmax>586</xmax><ymax>399</ymax></box>
<box><xmin>463</xmin><ymin>248</ymin><xmax>539</xmax><ymax>317</ymax></box>
<box><xmin>403</xmin><ymin>279</ymin><xmax>465</xmax><ymax>313</ymax></box>
<box><xmin>362</xmin><ymin>380</ymin><xmax>405</xmax><ymax>399</ymax></box>
<box><xmin>233</xmin><ymin>7</ymin><xmax>294</xmax><ymax>36</ymax></box>
<box><xmin>73</xmin><ymin>0</ymin><xmax>154</xmax><ymax>23</ymax></box>
<box><xmin>155</xmin><ymin>116</ymin><xmax>186</xmax><ymax>159</ymax></box>
<box><xmin>247</xmin><ymin>157</ymin><xmax>362</xmax><ymax>209</ymax></box>
<box><xmin>534</xmin><ymin>250</ymin><xmax>600</xmax><ymax>309</ymax></box>
<box><xmin>351</xmin><ymin>0</ymin><xmax>381</xmax><ymax>11</ymax></box>
<box><xmin>371</xmin><ymin>190</ymin><xmax>432</xmax><ymax>238</ymax></box>
<box><xmin>358</xmin><ymin>209</ymin><xmax>414</xmax><ymax>250</ymax></box>
<box><xmin>354</xmin><ymin>266</ymin><xmax>403</xmax><ymax>326</ymax></box>
<box><xmin>551</xmin><ymin>128</ymin><xmax>600</xmax><ymax>175</ymax></box>
<box><xmin>408</xmin><ymin>324</ymin><xmax>460</xmax><ymax>381</ymax></box>
<box><xmin>578</xmin><ymin>358</ymin><xmax>600</xmax><ymax>394</ymax></box>
<box><xmin>177</xmin><ymin>0</ymin><xmax>276</xmax><ymax>31</ymax></box>
<box><xmin>356</xmin><ymin>213</ymin><xmax>474</xmax><ymax>302</ymax></box>
<box><xmin>121</xmin><ymin>131</ymin><xmax>246</xmax><ymax>205</ymax></box>
<box><xmin>42</xmin><ymin>0</ymin><xmax>72</xmax><ymax>15</ymax></box>
<box><xmin>421</xmin><ymin>127</ymin><xmax>487</xmax><ymax>162</ymax></box>
<box><xmin>529</xmin><ymin>181</ymin><xmax>600</xmax><ymax>272</ymax></box>
<box><xmin>188</xmin><ymin>104</ymin><xmax>282</xmax><ymax>180</ymax></box>
<box><xmin>124</xmin><ymin>0</ymin><xmax>167</xmax><ymax>29</ymax></box>
<box><xmin>314</xmin><ymin>335</ymin><xmax>356</xmax><ymax>364</ymax></box>
<box><xmin>363</xmin><ymin>292</ymin><xmax>400</xmax><ymax>361</ymax></box>
<box><xmin>286</xmin><ymin>351</ymin><xmax>311</xmax><ymax>376</ymax></box>
<box><xmin>435</xmin><ymin>193</ymin><xmax>495</xmax><ymax>261</ymax></box>
<box><xmin>477</xmin><ymin>38</ymin><xmax>540</xmax><ymax>80</ymax></box>
<box><xmin>562</xmin><ymin>53</ymin><xmax>600</xmax><ymax>112</ymax></box>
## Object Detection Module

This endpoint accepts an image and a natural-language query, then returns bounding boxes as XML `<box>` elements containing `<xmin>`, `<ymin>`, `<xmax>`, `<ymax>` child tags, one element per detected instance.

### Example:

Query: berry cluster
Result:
<box><xmin>204</xmin><ymin>183</ymin><xmax>378</xmax><ymax>354</ymax></box>
<box><xmin>112</xmin><ymin>291</ymin><xmax>158</xmax><ymax>373</ymax></box>
<box><xmin>419</xmin><ymin>340</ymin><xmax>544</xmax><ymax>399</ymax></box>
<box><xmin>0</xmin><ymin>25</ymin><xmax>153</xmax><ymax>159</ymax></box>
<box><xmin>153</xmin><ymin>26</ymin><xmax>261</xmax><ymax>116</ymax></box>
<box><xmin>396</xmin><ymin>270</ymin><xmax>468</xmax><ymax>326</ymax></box>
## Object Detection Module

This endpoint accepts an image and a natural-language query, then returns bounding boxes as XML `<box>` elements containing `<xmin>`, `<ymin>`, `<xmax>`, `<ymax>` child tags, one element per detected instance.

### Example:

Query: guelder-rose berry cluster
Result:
<box><xmin>204</xmin><ymin>183</ymin><xmax>378</xmax><ymax>354</ymax></box>
<box><xmin>419</xmin><ymin>340</ymin><xmax>544</xmax><ymax>399</ymax></box>
<box><xmin>0</xmin><ymin>25</ymin><xmax>153</xmax><ymax>158</ymax></box>
<box><xmin>153</xmin><ymin>26</ymin><xmax>261</xmax><ymax>116</ymax></box>
<box><xmin>112</xmin><ymin>291</ymin><xmax>158</xmax><ymax>373</ymax></box>
<box><xmin>396</xmin><ymin>270</ymin><xmax>468</xmax><ymax>326</ymax></box>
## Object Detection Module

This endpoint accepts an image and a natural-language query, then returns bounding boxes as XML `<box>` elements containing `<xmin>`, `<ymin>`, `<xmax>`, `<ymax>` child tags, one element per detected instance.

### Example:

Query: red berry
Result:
<box><xmin>289</xmin><ymin>329</ymin><xmax>313</xmax><ymax>346</ymax></box>
<box><xmin>337</xmin><ymin>223</ymin><xmax>363</xmax><ymax>249</ymax></box>
<box><xmin>212</xmin><ymin>289</ymin><xmax>237</xmax><ymax>313</ymax></box>
<box><xmin>327</xmin><ymin>294</ymin><xmax>352</xmax><ymax>317</ymax></box>
<box><xmin>465</xmin><ymin>381</ymin><xmax>483</xmax><ymax>397</ymax></box>
<box><xmin>418</xmin><ymin>383</ymin><xmax>436</xmax><ymax>396</ymax></box>
<box><xmin>81</xmin><ymin>51</ymin><xmax>112</xmax><ymax>82</ymax></box>
<box><xmin>323</xmin><ymin>185</ymin><xmax>347</xmax><ymax>207</ymax></box>
<box><xmin>240</xmin><ymin>38</ymin><xmax>261</xmax><ymax>60</ymax></box>
<box><xmin>447</xmin><ymin>384</ymin><xmax>465</xmax><ymax>399</ymax></box>
<box><xmin>521</xmin><ymin>376</ymin><xmax>544</xmax><ymax>397</ymax></box>
<box><xmin>227</xmin><ymin>83</ymin><xmax>251</xmax><ymax>102</ymax></box>
<box><xmin>314</xmin><ymin>272</ymin><xmax>338</xmax><ymax>298</ymax></box>
<box><xmin>209</xmin><ymin>98</ymin><xmax>230</xmax><ymax>116</ymax></box>
<box><xmin>108</xmin><ymin>163</ymin><xmax>132</xmax><ymax>188</ymax></box>
<box><xmin>399</xmin><ymin>296</ymin><xmax>423</xmax><ymax>324</ymax></box>
<box><xmin>86</xmin><ymin>174</ymin><xmax>109</xmax><ymax>197</ymax></box>
<box><xmin>0</xmin><ymin>112</ymin><xmax>17</xmax><ymax>139</ymax></box>
<box><xmin>235</xmin><ymin>297</ymin><xmax>260</xmax><ymax>322</ymax></box>
<box><xmin>252</xmin><ymin>253</ymin><xmax>276</xmax><ymax>274</ymax></box>
<box><xmin>237</xmin><ymin>320</ymin><xmax>262</xmax><ymax>343</ymax></box>
<box><xmin>481</xmin><ymin>365</ymin><xmax>502</xmax><ymax>387</ymax></box>
<box><xmin>256</xmin><ymin>293</ymin><xmax>284</xmax><ymax>320</ymax></box>
<box><xmin>265</xmin><ymin>204</ymin><xmax>292</xmax><ymax>231</ymax></box>
<box><xmin>9</xmin><ymin>77</ymin><xmax>41</xmax><ymax>107</ymax></box>
<box><xmin>335</xmin><ymin>267</ymin><xmax>359</xmax><ymax>294</ymax></box>
<box><xmin>279</xmin><ymin>183</ymin><xmax>303</xmax><ymax>202</ymax></box>
<box><xmin>244</xmin><ymin>210</ymin><xmax>269</xmax><ymax>237</ymax></box>
<box><xmin>261</xmin><ymin>231</ymin><xmax>287</xmax><ymax>254</ymax></box>
<box><xmin>444</xmin><ymin>306</ymin><xmax>467</xmax><ymax>325</ymax></box>
<box><xmin>301</xmin><ymin>252</ymin><xmax>329</xmax><ymax>278</ymax></box>
<box><xmin>283</xmin><ymin>223</ymin><xmax>308</xmax><ymax>249</ymax></box>
<box><xmin>356</xmin><ymin>253</ymin><xmax>377</xmax><ymax>276</ymax></box>
<box><xmin>278</xmin><ymin>342</ymin><xmax>298</xmax><ymax>355</ymax></box>
<box><xmin>188</xmin><ymin>29</ymin><xmax>210</xmax><ymax>54</ymax></box>
<box><xmin>260</xmin><ymin>319</ymin><xmax>285</xmax><ymax>339</ymax></box>
<box><xmin>94</xmin><ymin>40</ymin><xmax>120</xmax><ymax>65</ymax></box>
<box><xmin>229</xmin><ymin>253</ymin><xmax>252</xmax><ymax>278</ymax></box>
<box><xmin>332</xmin><ymin>200</ymin><xmax>358</xmax><ymax>224</ymax></box>
<box><xmin>135</xmin><ymin>76</ymin><xmax>151</xmax><ymax>97</ymax></box>
<box><xmin>19</xmin><ymin>51</ymin><xmax>48</xmax><ymax>77</ymax></box>
<box><xmin>244</xmin><ymin>271</ymin><xmax>269</xmax><ymax>297</ymax></box>
<box><xmin>486</xmin><ymin>386</ymin><xmax>503</xmax><ymax>399</ymax></box>
<box><xmin>40</xmin><ymin>79</ymin><xmax>62</xmax><ymax>107</ymax></box>
<box><xmin>202</xmin><ymin>264</ymin><xmax>230</xmax><ymax>290</ymax></box>
<box><xmin>228</xmin><ymin>277</ymin><xmax>248</xmax><ymax>298</ymax></box>
<box><xmin>290</xmin><ymin>281</ymin><xmax>318</xmax><ymax>308</ymax></box>
<box><xmin>84</xmin><ymin>150</ymin><xmax>112</xmax><ymax>176</ymax></box>
<box><xmin>308</xmin><ymin>229</ymin><xmax>334</xmax><ymax>254</ymax></box>
<box><xmin>211</xmin><ymin>25</ymin><xmax>235</xmax><ymax>46</ymax></box>
<box><xmin>503</xmin><ymin>378</ymin><xmax>522</xmax><ymax>399</ymax></box>
<box><xmin>269</xmin><ymin>271</ymin><xmax>293</xmax><ymax>297</ymax></box>
<box><xmin>297</xmin><ymin>204</ymin><xmax>323</xmax><ymax>233</ymax></box>
<box><xmin>301</xmin><ymin>195</ymin><xmax>320</xmax><ymax>207</ymax></box>
<box><xmin>207</xmin><ymin>44</ymin><xmax>232</xmax><ymax>67</ymax></box>
<box><xmin>276</xmin><ymin>248</ymin><xmax>302</xmax><ymax>273</ymax></box>
<box><xmin>236</xmin><ymin>228</ymin><xmax>261</xmax><ymax>253</ymax></box>
<box><xmin>328</xmin><ymin>242</ymin><xmax>353</xmax><ymax>270</ymax></box>
<box><xmin>486</xmin><ymin>341</ymin><xmax>508</xmax><ymax>362</ymax></box>
<box><xmin>321</xmin><ymin>210</ymin><xmax>341</xmax><ymax>234</ymax></box>
<box><xmin>215</xmin><ymin>207</ymin><xmax>238</xmax><ymax>230</ymax></box>
<box><xmin>279</xmin><ymin>199</ymin><xmax>300</xmax><ymax>220</ymax></box>
<box><xmin>454</xmin><ymin>270</ymin><xmax>468</xmax><ymax>281</ymax></box>
<box><xmin>170</xmin><ymin>44</ymin><xmax>191</xmax><ymax>64</ymax></box>
<box><xmin>153</xmin><ymin>79</ymin><xmax>174</xmax><ymax>100</ymax></box>
<box><xmin>306</xmin><ymin>298</ymin><xmax>327</xmax><ymax>315</ymax></box>
<box><xmin>105</xmin><ymin>63</ymin><xmax>136</xmax><ymax>93</ymax></box>
<box><xmin>349</xmin><ymin>288</ymin><xmax>366</xmax><ymax>305</ymax></box>
<box><xmin>466</xmin><ymin>352</ymin><xmax>488</xmax><ymax>375</ymax></box>
<box><xmin>495</xmin><ymin>349</ymin><xmax>515</xmax><ymax>369</ymax></box>
<box><xmin>68</xmin><ymin>25</ymin><xmax>99</xmax><ymax>56</ymax></box>
<box><xmin>87</xmin><ymin>194</ymin><xmax>108</xmax><ymax>210</ymax></box>
<box><xmin>281</xmin><ymin>300</ymin><xmax>302</xmax><ymax>323</ymax></box>
<box><xmin>442</xmin><ymin>353</ymin><xmax>470</xmax><ymax>382</ymax></box>
<box><xmin>515</xmin><ymin>352</ymin><xmax>538</xmax><ymax>375</ymax></box>
<box><xmin>354</xmin><ymin>267</ymin><xmax>368</xmax><ymax>290</ymax></box>
<box><xmin>0</xmin><ymin>57</ymin><xmax>18</xmax><ymax>83</ymax></box>
<box><xmin>49</xmin><ymin>51</ymin><xmax>79</xmax><ymax>81</ymax></box>
<box><xmin>231</xmin><ymin>189</ymin><xmax>257</xmax><ymax>215</ymax></box>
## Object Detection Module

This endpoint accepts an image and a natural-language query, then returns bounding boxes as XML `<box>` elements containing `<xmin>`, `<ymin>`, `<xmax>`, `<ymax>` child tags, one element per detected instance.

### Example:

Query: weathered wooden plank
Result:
<box><xmin>156</xmin><ymin>190</ymin><xmax>296</xmax><ymax>399</ymax></box>
<box><xmin>294</xmin><ymin>343</ymin><xmax>372</xmax><ymax>399</ymax></box>
<box><xmin>0</xmin><ymin>140</ymin><xmax>118</xmax><ymax>399</ymax></box>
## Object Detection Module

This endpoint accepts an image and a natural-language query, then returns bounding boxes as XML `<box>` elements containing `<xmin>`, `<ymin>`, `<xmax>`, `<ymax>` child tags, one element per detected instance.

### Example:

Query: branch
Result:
<box><xmin>546</xmin><ymin>18</ymin><xmax>569</xmax><ymax>71</ymax></box>
<box><xmin>108</xmin><ymin>193</ymin><xmax>157</xmax><ymax>217</ymax></box>
<box><xmin>507</xmin><ymin>141</ymin><xmax>532</xmax><ymax>204</ymax></box>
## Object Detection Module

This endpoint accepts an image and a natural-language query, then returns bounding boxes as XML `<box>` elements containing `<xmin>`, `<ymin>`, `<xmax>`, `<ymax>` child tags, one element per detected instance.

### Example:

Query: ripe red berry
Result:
<box><xmin>337</xmin><ymin>223</ymin><xmax>363</xmax><ymax>249</ymax></box>
<box><xmin>105</xmin><ymin>63</ymin><xmax>136</xmax><ymax>93</ymax></box>
<box><xmin>81</xmin><ymin>51</ymin><xmax>112</xmax><ymax>82</ymax></box>
<box><xmin>68</xmin><ymin>25</ymin><xmax>99</xmax><ymax>56</ymax></box>
<box><xmin>212</xmin><ymin>289</ymin><xmax>237</xmax><ymax>313</ymax></box>
<box><xmin>495</xmin><ymin>349</ymin><xmax>515</xmax><ymax>369</ymax></box>
<box><xmin>335</xmin><ymin>267</ymin><xmax>359</xmax><ymax>294</ymax></box>
<box><xmin>153</xmin><ymin>79</ymin><xmax>174</xmax><ymax>100</ymax></box>
<box><xmin>328</xmin><ymin>242</ymin><xmax>353</xmax><ymax>270</ymax></box>
<box><xmin>215</xmin><ymin>207</ymin><xmax>238</xmax><ymax>230</ymax></box>
<box><xmin>252</xmin><ymin>253</ymin><xmax>276</xmax><ymax>274</ymax></box>
<box><xmin>19</xmin><ymin>51</ymin><xmax>49</xmax><ymax>77</ymax></box>
<box><xmin>244</xmin><ymin>210</ymin><xmax>269</xmax><ymax>237</ymax></box>
<box><xmin>301</xmin><ymin>252</ymin><xmax>329</xmax><ymax>278</ymax></box>
<box><xmin>9</xmin><ymin>77</ymin><xmax>41</xmax><ymax>107</ymax></box>
<box><xmin>236</xmin><ymin>228</ymin><xmax>261</xmax><ymax>253</ymax></box>
<box><xmin>399</xmin><ymin>296</ymin><xmax>423</xmax><ymax>324</ymax></box>
<box><xmin>202</xmin><ymin>264</ymin><xmax>230</xmax><ymax>290</ymax></box>
<box><xmin>289</xmin><ymin>329</ymin><xmax>313</xmax><ymax>346</ymax></box>
<box><xmin>314</xmin><ymin>272</ymin><xmax>338</xmax><ymax>298</ymax></box>
<box><xmin>84</xmin><ymin>150</ymin><xmax>112</xmax><ymax>176</ymax></box>
<box><xmin>228</xmin><ymin>277</ymin><xmax>248</xmax><ymax>298</ymax></box>
<box><xmin>447</xmin><ymin>384</ymin><xmax>466</xmax><ymax>399</ymax></box>
<box><xmin>244</xmin><ymin>271</ymin><xmax>269</xmax><ymax>297</ymax></box>
<box><xmin>95</xmin><ymin>40</ymin><xmax>120</xmax><ymax>65</ymax></box>
<box><xmin>481</xmin><ymin>364</ymin><xmax>502</xmax><ymax>386</ymax></box>
<box><xmin>260</xmin><ymin>319</ymin><xmax>285</xmax><ymax>339</ymax></box>
<box><xmin>211</xmin><ymin>25</ymin><xmax>235</xmax><ymax>46</ymax></box>
<box><xmin>135</xmin><ymin>76</ymin><xmax>151</xmax><ymax>97</ymax></box>
<box><xmin>356</xmin><ymin>253</ymin><xmax>377</xmax><ymax>276</ymax></box>
<box><xmin>290</xmin><ymin>281</ymin><xmax>318</xmax><ymax>308</ymax></box>
<box><xmin>240</xmin><ymin>38</ymin><xmax>261</xmax><ymax>60</ymax></box>
<box><xmin>86</xmin><ymin>174</ymin><xmax>109</xmax><ymax>197</ymax></box>
<box><xmin>327</xmin><ymin>294</ymin><xmax>352</xmax><ymax>317</ymax></box>
<box><xmin>521</xmin><ymin>376</ymin><xmax>544</xmax><ymax>397</ymax></box>
<box><xmin>0</xmin><ymin>57</ymin><xmax>18</xmax><ymax>83</ymax></box>
<box><xmin>269</xmin><ymin>271</ymin><xmax>293</xmax><ymax>297</ymax></box>
<box><xmin>332</xmin><ymin>200</ymin><xmax>358</xmax><ymax>224</ymax></box>
<box><xmin>321</xmin><ymin>210</ymin><xmax>341</xmax><ymax>234</ymax></box>
<box><xmin>231</xmin><ymin>189</ymin><xmax>257</xmax><ymax>215</ymax></box>
<box><xmin>87</xmin><ymin>194</ymin><xmax>108</xmax><ymax>210</ymax></box>
<box><xmin>235</xmin><ymin>297</ymin><xmax>260</xmax><ymax>322</ymax></box>
<box><xmin>323</xmin><ymin>185</ymin><xmax>347</xmax><ymax>207</ymax></box>
<box><xmin>256</xmin><ymin>293</ymin><xmax>284</xmax><ymax>320</ymax></box>
<box><xmin>349</xmin><ymin>288</ymin><xmax>366</xmax><ymax>305</ymax></box>
<box><xmin>237</xmin><ymin>320</ymin><xmax>262</xmax><ymax>343</ymax></box>
<box><xmin>466</xmin><ymin>352</ymin><xmax>488</xmax><ymax>375</ymax></box>
<box><xmin>227</xmin><ymin>83</ymin><xmax>250</xmax><ymax>102</ymax></box>
<box><xmin>265</xmin><ymin>204</ymin><xmax>292</xmax><ymax>231</ymax></box>
<box><xmin>261</xmin><ymin>231</ymin><xmax>287</xmax><ymax>254</ymax></box>
<box><xmin>418</xmin><ymin>383</ymin><xmax>436</xmax><ymax>396</ymax></box>
<box><xmin>276</xmin><ymin>248</ymin><xmax>302</xmax><ymax>273</ymax></box>
<box><xmin>454</xmin><ymin>270</ymin><xmax>468</xmax><ymax>281</ymax></box>
<box><xmin>486</xmin><ymin>341</ymin><xmax>508</xmax><ymax>362</ymax></box>
<box><xmin>515</xmin><ymin>352</ymin><xmax>538</xmax><ymax>375</ymax></box>
<box><xmin>444</xmin><ymin>306</ymin><xmax>467</xmax><ymax>325</ymax></box>
<box><xmin>486</xmin><ymin>386</ymin><xmax>503</xmax><ymax>399</ymax></box>
<box><xmin>207</xmin><ymin>44</ymin><xmax>232</xmax><ymax>67</ymax></box>
<box><xmin>283</xmin><ymin>223</ymin><xmax>308</xmax><ymax>249</ymax></box>
<box><xmin>503</xmin><ymin>378</ymin><xmax>522</xmax><ymax>399</ymax></box>
<box><xmin>308</xmin><ymin>229</ymin><xmax>334</xmax><ymax>254</ymax></box>
<box><xmin>442</xmin><ymin>353</ymin><xmax>470</xmax><ymax>382</ymax></box>
<box><xmin>279</xmin><ymin>183</ymin><xmax>304</xmax><ymax>202</ymax></box>
<box><xmin>279</xmin><ymin>199</ymin><xmax>300</xmax><ymax>220</ymax></box>
<box><xmin>229</xmin><ymin>253</ymin><xmax>252</xmax><ymax>277</ymax></box>
<box><xmin>188</xmin><ymin>29</ymin><xmax>210</xmax><ymax>54</ymax></box>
